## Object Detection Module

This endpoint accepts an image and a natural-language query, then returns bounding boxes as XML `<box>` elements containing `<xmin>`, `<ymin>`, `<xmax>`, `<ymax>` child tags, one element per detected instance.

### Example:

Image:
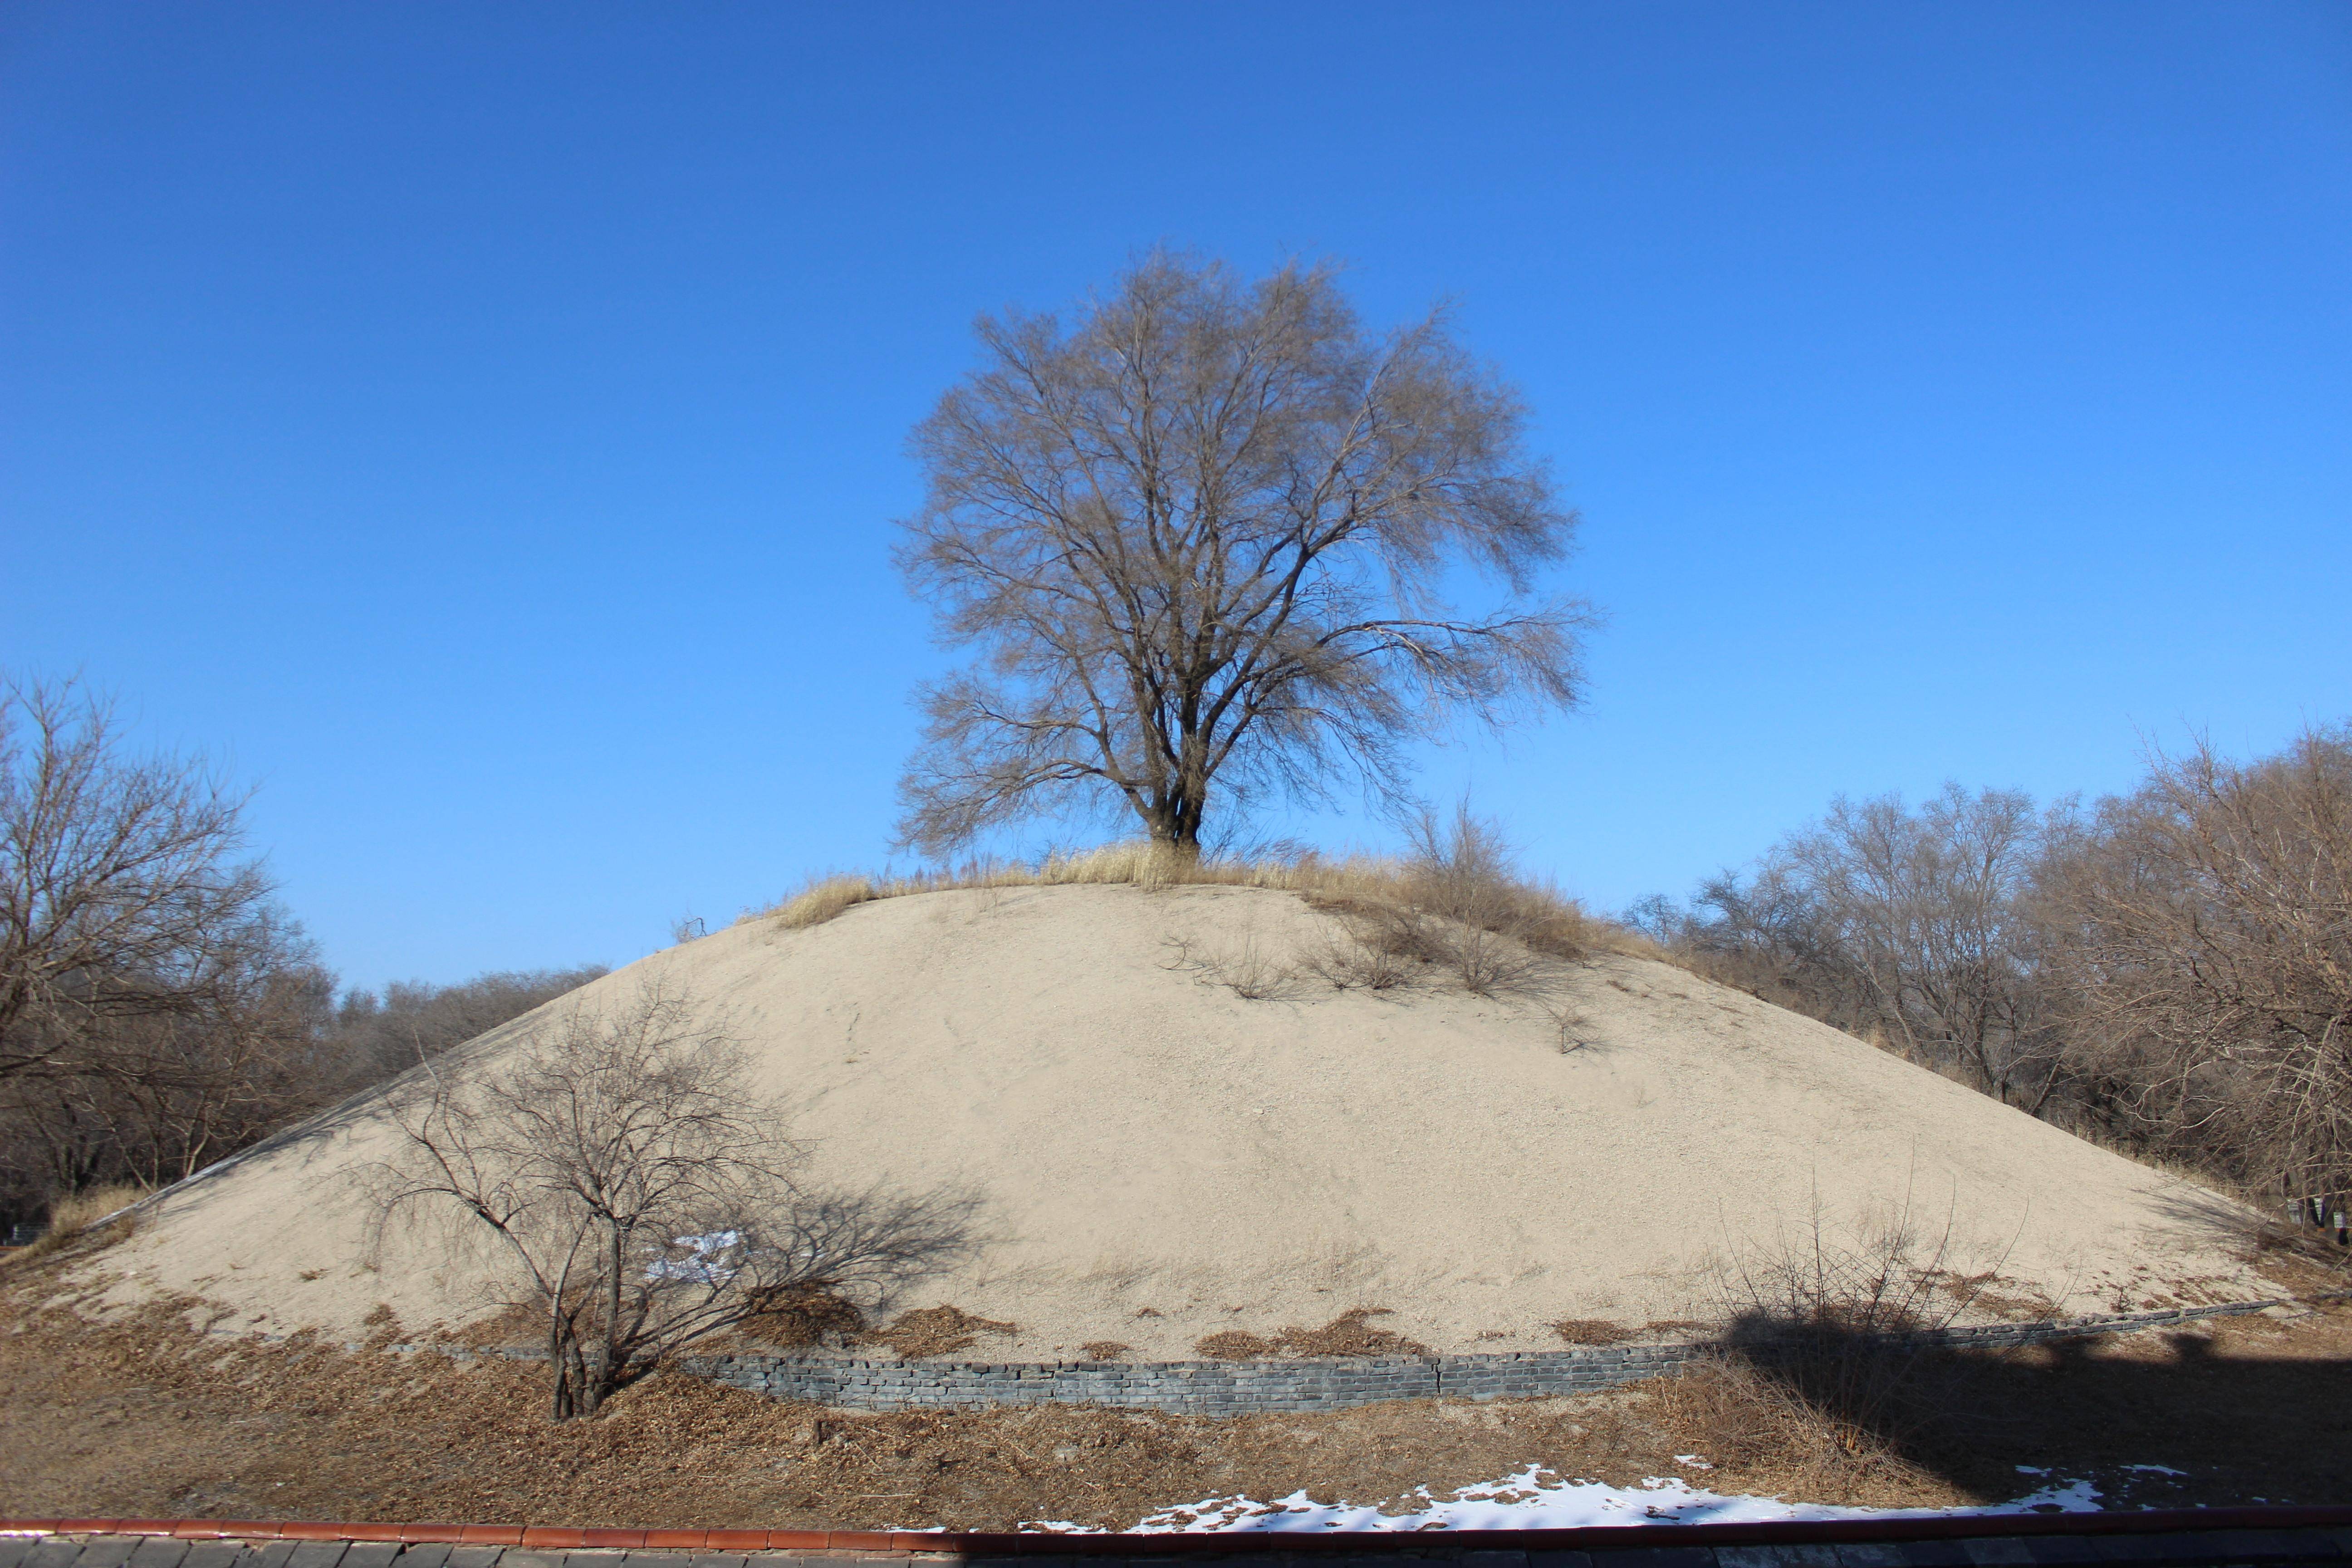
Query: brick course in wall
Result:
<box><xmin>676</xmin><ymin>1299</ymin><xmax>2280</xmax><ymax>1416</ymax></box>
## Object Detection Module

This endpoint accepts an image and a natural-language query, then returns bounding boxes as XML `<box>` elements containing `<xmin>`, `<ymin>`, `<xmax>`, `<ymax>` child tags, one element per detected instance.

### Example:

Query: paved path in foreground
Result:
<box><xmin>8</xmin><ymin>1513</ymin><xmax>2352</xmax><ymax>1568</ymax></box>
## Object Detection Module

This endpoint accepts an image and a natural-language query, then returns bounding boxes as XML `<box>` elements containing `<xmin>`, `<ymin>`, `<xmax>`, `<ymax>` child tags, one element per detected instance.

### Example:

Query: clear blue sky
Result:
<box><xmin>5</xmin><ymin>3</ymin><xmax>2347</xmax><ymax>990</ymax></box>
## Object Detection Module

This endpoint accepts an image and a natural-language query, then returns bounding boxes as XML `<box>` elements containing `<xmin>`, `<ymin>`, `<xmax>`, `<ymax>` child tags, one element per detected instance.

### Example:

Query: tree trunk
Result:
<box><xmin>1142</xmin><ymin>804</ymin><xmax>1205</xmax><ymax>861</ymax></box>
<box><xmin>548</xmin><ymin>1308</ymin><xmax>578</xmax><ymax>1421</ymax></box>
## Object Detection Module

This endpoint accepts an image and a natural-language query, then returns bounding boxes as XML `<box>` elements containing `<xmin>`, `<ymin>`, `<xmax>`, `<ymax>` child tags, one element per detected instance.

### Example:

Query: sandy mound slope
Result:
<box><xmin>86</xmin><ymin>885</ymin><xmax>2260</xmax><ymax>1357</ymax></box>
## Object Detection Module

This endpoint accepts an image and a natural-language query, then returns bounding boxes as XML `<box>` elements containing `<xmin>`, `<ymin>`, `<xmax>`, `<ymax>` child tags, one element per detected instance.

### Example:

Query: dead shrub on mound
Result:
<box><xmin>1550</xmin><ymin>1318</ymin><xmax>1636</xmax><ymax>1345</ymax></box>
<box><xmin>1302</xmin><ymin>803</ymin><xmax>1630</xmax><ymax>1000</ymax></box>
<box><xmin>1402</xmin><ymin>803</ymin><xmax>1553</xmax><ymax>995</ymax></box>
<box><xmin>1195</xmin><ymin>1308</ymin><xmax>1428</xmax><ymax>1360</ymax></box>
<box><xmin>1297</xmin><ymin>913</ymin><xmax>1422</xmax><ymax>991</ymax></box>
<box><xmin>866</xmin><ymin>1304</ymin><xmax>1019</xmax><ymax>1358</ymax></box>
<box><xmin>1078</xmin><ymin>1340</ymin><xmax>1132</xmax><ymax>1360</ymax></box>
<box><xmin>1554</xmin><ymin>1007</ymin><xmax>1599</xmax><ymax>1052</ymax></box>
<box><xmin>1161</xmin><ymin>929</ymin><xmax>1300</xmax><ymax>1000</ymax></box>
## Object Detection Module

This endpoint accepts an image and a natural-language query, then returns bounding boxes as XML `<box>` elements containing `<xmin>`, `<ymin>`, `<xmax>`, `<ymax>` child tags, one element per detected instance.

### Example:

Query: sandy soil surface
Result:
<box><xmin>66</xmin><ymin>885</ymin><xmax>2263</xmax><ymax>1354</ymax></box>
<box><xmin>2</xmin><ymin>1263</ymin><xmax>2348</xmax><ymax>1527</ymax></box>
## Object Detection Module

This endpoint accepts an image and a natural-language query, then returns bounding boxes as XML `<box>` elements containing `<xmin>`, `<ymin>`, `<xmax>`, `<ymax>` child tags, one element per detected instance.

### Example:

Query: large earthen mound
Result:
<box><xmin>80</xmin><ymin>884</ymin><xmax>2260</xmax><ymax>1356</ymax></box>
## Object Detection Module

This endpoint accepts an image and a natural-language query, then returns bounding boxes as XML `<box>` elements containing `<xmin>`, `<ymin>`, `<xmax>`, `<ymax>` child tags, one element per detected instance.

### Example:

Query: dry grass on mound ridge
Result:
<box><xmin>755</xmin><ymin>830</ymin><xmax>1656</xmax><ymax>995</ymax></box>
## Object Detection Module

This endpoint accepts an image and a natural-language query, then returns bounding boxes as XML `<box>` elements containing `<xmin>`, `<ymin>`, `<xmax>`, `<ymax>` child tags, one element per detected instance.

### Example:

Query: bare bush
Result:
<box><xmin>1161</xmin><ymin>929</ymin><xmax>1299</xmax><ymax>1000</ymax></box>
<box><xmin>1303</xmin><ymin>802</ymin><xmax>1583</xmax><ymax>998</ymax></box>
<box><xmin>0</xmin><ymin>678</ymin><xmax>604</xmax><ymax>1236</ymax></box>
<box><xmin>370</xmin><ymin>984</ymin><xmax>971</xmax><ymax>1419</ymax></box>
<box><xmin>1402</xmin><ymin>802</ymin><xmax>1558</xmax><ymax>994</ymax></box>
<box><xmin>0</xmin><ymin>676</ymin><xmax>361</xmax><ymax>1228</ymax></box>
<box><xmin>1298</xmin><ymin>916</ymin><xmax>1420</xmax><ymax>992</ymax></box>
<box><xmin>1656</xmin><ymin>1195</ymin><xmax>1996</xmax><ymax>1500</ymax></box>
<box><xmin>1632</xmin><ymin>735</ymin><xmax>2352</xmax><ymax>1210</ymax></box>
<box><xmin>894</xmin><ymin>250</ymin><xmax>1588</xmax><ymax>860</ymax></box>
<box><xmin>1545</xmin><ymin>1004</ymin><xmax>1595</xmax><ymax>1053</ymax></box>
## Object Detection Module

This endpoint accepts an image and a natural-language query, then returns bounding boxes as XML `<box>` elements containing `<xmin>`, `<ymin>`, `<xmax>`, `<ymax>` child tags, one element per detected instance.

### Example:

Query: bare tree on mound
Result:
<box><xmin>894</xmin><ymin>250</ymin><xmax>1590</xmax><ymax>859</ymax></box>
<box><xmin>371</xmin><ymin>984</ymin><xmax>972</xmax><ymax>1420</ymax></box>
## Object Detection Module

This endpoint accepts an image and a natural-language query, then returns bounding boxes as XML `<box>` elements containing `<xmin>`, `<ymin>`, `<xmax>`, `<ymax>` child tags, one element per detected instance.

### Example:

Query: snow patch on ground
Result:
<box><xmin>1018</xmin><ymin>1464</ymin><xmax>2111</xmax><ymax>1533</ymax></box>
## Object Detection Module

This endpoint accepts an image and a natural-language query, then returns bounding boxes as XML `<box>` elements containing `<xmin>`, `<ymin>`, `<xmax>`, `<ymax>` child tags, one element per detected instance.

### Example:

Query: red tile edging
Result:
<box><xmin>4</xmin><ymin>1507</ymin><xmax>2352</xmax><ymax>1552</ymax></box>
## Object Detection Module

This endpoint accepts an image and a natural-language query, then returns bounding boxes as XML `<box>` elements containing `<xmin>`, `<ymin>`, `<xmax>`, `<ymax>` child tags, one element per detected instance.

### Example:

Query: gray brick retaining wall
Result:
<box><xmin>676</xmin><ymin>1299</ymin><xmax>2280</xmax><ymax>1415</ymax></box>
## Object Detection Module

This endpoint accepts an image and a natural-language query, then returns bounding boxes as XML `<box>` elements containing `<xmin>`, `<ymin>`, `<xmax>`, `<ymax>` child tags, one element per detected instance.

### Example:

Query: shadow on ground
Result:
<box><xmin>1710</xmin><ymin>1307</ymin><xmax>2352</xmax><ymax>1506</ymax></box>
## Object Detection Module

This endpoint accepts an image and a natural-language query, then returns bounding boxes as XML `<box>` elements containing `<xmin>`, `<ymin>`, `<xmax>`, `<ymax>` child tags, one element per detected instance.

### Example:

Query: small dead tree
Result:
<box><xmin>373</xmin><ymin>984</ymin><xmax>967</xmax><ymax>1419</ymax></box>
<box><xmin>895</xmin><ymin>250</ymin><xmax>1589</xmax><ymax>859</ymax></box>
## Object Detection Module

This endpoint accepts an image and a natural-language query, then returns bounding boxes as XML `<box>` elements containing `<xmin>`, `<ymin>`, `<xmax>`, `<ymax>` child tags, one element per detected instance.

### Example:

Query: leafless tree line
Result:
<box><xmin>1632</xmin><ymin>725</ymin><xmax>2352</xmax><ymax>1220</ymax></box>
<box><xmin>0</xmin><ymin>674</ymin><xmax>601</xmax><ymax>1231</ymax></box>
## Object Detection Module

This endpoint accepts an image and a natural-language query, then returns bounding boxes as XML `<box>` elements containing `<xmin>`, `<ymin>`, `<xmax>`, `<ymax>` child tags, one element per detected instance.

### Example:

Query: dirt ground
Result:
<box><xmin>3</xmin><ymin>1257</ymin><xmax>2350</xmax><ymax>1530</ymax></box>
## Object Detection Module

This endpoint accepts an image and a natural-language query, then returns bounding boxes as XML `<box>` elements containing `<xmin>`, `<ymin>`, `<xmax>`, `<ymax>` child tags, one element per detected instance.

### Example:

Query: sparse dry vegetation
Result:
<box><xmin>1550</xmin><ymin>1318</ymin><xmax>1637</xmax><ymax>1345</ymax></box>
<box><xmin>41</xmin><ymin>1179</ymin><xmax>147</xmax><ymax>1236</ymax></box>
<box><xmin>1647</xmin><ymin>1197</ymin><xmax>1999</xmax><ymax>1502</ymax></box>
<box><xmin>0</xmin><ymin>1179</ymin><xmax>146</xmax><ymax>1266</ymax></box>
<box><xmin>1195</xmin><ymin>1308</ymin><xmax>1428</xmax><ymax>1361</ymax></box>
<box><xmin>763</xmin><ymin>811</ymin><xmax>1649</xmax><ymax>1012</ymax></box>
<box><xmin>771</xmin><ymin>874</ymin><xmax>890</xmax><ymax>931</ymax></box>
<box><xmin>1161</xmin><ymin>928</ymin><xmax>1302</xmax><ymax>1000</ymax></box>
<box><xmin>864</xmin><ymin>1304</ymin><xmax>1019</xmax><ymax>1358</ymax></box>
